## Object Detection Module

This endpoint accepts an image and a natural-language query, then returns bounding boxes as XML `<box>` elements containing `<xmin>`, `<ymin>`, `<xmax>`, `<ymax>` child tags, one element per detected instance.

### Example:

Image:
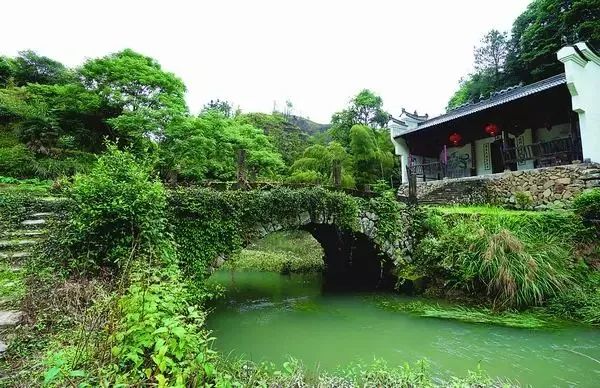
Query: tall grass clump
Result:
<box><xmin>573</xmin><ymin>188</ymin><xmax>600</xmax><ymax>222</ymax></box>
<box><xmin>413</xmin><ymin>209</ymin><xmax>587</xmax><ymax>308</ymax></box>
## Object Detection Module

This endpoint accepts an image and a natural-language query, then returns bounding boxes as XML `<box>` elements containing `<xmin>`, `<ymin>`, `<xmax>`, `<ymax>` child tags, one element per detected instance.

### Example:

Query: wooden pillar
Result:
<box><xmin>408</xmin><ymin>170</ymin><xmax>417</xmax><ymax>205</ymax></box>
<box><xmin>470</xmin><ymin>141</ymin><xmax>476</xmax><ymax>176</ymax></box>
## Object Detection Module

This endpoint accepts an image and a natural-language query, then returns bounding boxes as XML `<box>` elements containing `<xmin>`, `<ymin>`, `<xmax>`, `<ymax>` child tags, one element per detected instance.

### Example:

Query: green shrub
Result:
<box><xmin>57</xmin><ymin>144</ymin><xmax>167</xmax><ymax>273</ymax></box>
<box><xmin>573</xmin><ymin>188</ymin><xmax>600</xmax><ymax>221</ymax></box>
<box><xmin>101</xmin><ymin>266</ymin><xmax>215</xmax><ymax>386</ymax></box>
<box><xmin>0</xmin><ymin>144</ymin><xmax>36</xmax><ymax>177</ymax></box>
<box><xmin>413</xmin><ymin>209</ymin><xmax>581</xmax><ymax>308</ymax></box>
<box><xmin>33</xmin><ymin>153</ymin><xmax>96</xmax><ymax>179</ymax></box>
<box><xmin>514</xmin><ymin>191</ymin><xmax>533</xmax><ymax>209</ymax></box>
<box><xmin>285</xmin><ymin>170</ymin><xmax>324</xmax><ymax>185</ymax></box>
<box><xmin>547</xmin><ymin>271</ymin><xmax>600</xmax><ymax>325</ymax></box>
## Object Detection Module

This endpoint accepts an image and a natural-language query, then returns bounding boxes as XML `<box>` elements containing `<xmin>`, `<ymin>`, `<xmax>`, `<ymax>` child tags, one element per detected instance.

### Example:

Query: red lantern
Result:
<box><xmin>485</xmin><ymin>123</ymin><xmax>499</xmax><ymax>137</ymax></box>
<box><xmin>449</xmin><ymin>132</ymin><xmax>462</xmax><ymax>146</ymax></box>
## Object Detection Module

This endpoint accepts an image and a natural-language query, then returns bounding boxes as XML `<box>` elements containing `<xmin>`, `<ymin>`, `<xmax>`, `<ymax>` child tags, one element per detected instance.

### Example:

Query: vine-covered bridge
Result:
<box><xmin>169</xmin><ymin>187</ymin><xmax>412</xmax><ymax>289</ymax></box>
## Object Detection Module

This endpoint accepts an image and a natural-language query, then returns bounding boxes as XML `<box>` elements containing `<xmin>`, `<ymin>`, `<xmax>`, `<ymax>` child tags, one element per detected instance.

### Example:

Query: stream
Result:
<box><xmin>206</xmin><ymin>270</ymin><xmax>600</xmax><ymax>387</ymax></box>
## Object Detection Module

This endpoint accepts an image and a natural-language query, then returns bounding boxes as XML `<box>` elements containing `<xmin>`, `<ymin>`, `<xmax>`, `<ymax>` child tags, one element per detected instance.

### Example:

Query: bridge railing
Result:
<box><xmin>169</xmin><ymin>181</ymin><xmax>380</xmax><ymax>198</ymax></box>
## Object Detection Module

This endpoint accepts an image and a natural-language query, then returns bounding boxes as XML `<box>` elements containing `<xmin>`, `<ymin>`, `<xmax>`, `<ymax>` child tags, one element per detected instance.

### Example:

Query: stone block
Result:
<box><xmin>543</xmin><ymin>189</ymin><xmax>552</xmax><ymax>198</ymax></box>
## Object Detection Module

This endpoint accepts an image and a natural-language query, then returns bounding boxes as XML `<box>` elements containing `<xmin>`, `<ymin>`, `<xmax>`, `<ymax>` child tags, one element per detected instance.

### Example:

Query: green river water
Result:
<box><xmin>207</xmin><ymin>270</ymin><xmax>600</xmax><ymax>387</ymax></box>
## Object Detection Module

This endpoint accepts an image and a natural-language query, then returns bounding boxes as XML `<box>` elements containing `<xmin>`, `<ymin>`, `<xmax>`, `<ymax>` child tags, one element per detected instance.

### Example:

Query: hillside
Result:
<box><xmin>287</xmin><ymin>115</ymin><xmax>330</xmax><ymax>135</ymax></box>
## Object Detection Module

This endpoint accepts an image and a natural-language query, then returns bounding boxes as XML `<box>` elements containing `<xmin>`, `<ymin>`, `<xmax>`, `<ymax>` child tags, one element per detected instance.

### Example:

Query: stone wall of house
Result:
<box><xmin>488</xmin><ymin>163</ymin><xmax>600</xmax><ymax>209</ymax></box>
<box><xmin>398</xmin><ymin>163</ymin><xmax>600</xmax><ymax>209</ymax></box>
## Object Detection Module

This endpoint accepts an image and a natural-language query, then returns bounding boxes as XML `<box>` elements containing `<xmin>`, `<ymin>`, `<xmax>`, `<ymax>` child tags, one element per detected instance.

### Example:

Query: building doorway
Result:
<box><xmin>490</xmin><ymin>140</ymin><xmax>505</xmax><ymax>173</ymax></box>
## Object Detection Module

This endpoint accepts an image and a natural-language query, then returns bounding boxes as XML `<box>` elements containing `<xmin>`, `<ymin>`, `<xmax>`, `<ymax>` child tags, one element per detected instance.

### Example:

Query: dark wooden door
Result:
<box><xmin>490</xmin><ymin>140</ymin><xmax>505</xmax><ymax>173</ymax></box>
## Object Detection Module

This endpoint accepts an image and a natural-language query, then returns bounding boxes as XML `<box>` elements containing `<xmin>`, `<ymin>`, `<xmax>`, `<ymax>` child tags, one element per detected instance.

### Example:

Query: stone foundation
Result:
<box><xmin>398</xmin><ymin>163</ymin><xmax>600</xmax><ymax>209</ymax></box>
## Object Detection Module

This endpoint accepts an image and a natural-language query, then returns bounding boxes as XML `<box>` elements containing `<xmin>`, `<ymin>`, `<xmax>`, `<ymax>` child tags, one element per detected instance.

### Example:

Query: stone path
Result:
<box><xmin>0</xmin><ymin>210</ymin><xmax>52</xmax><ymax>355</ymax></box>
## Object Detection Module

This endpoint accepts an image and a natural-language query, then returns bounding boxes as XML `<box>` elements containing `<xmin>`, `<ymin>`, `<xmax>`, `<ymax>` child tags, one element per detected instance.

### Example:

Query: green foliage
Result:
<box><xmin>224</xmin><ymin>230</ymin><xmax>324</xmax><ymax>273</ymax></box>
<box><xmin>572</xmin><ymin>188</ymin><xmax>600</xmax><ymax>221</ymax></box>
<box><xmin>547</xmin><ymin>270</ymin><xmax>600</xmax><ymax>325</ymax></box>
<box><xmin>102</xmin><ymin>266</ymin><xmax>214</xmax><ymax>386</ymax></box>
<box><xmin>201</xmin><ymin>99</ymin><xmax>233</xmax><ymax>117</ymax></box>
<box><xmin>56</xmin><ymin>145</ymin><xmax>167</xmax><ymax>273</ymax></box>
<box><xmin>0</xmin><ymin>261</ymin><xmax>26</xmax><ymax>306</ymax></box>
<box><xmin>508</xmin><ymin>0</ymin><xmax>600</xmax><ymax>83</ymax></box>
<box><xmin>288</xmin><ymin>142</ymin><xmax>354</xmax><ymax>187</ymax></box>
<box><xmin>161</xmin><ymin>112</ymin><xmax>284</xmax><ymax>182</ymax></box>
<box><xmin>350</xmin><ymin>124</ymin><xmax>394</xmax><ymax>188</ymax></box>
<box><xmin>514</xmin><ymin>191</ymin><xmax>534</xmax><ymax>209</ymax></box>
<box><xmin>169</xmin><ymin>187</ymin><xmax>360</xmax><ymax>280</ymax></box>
<box><xmin>448</xmin><ymin>0</ymin><xmax>600</xmax><ymax>108</ymax></box>
<box><xmin>412</xmin><ymin>208</ymin><xmax>588</xmax><ymax>308</ymax></box>
<box><xmin>216</xmin><ymin>357</ymin><xmax>508</xmax><ymax>388</ymax></box>
<box><xmin>377</xmin><ymin>299</ymin><xmax>553</xmax><ymax>328</ymax></box>
<box><xmin>0</xmin><ymin>144</ymin><xmax>36</xmax><ymax>177</ymax></box>
<box><xmin>329</xmin><ymin>89</ymin><xmax>389</xmax><ymax>148</ymax></box>
<box><xmin>223</xmin><ymin>250</ymin><xmax>323</xmax><ymax>273</ymax></box>
<box><xmin>236</xmin><ymin>112</ymin><xmax>310</xmax><ymax>167</ymax></box>
<box><xmin>12</xmin><ymin>50</ymin><xmax>72</xmax><ymax>86</ymax></box>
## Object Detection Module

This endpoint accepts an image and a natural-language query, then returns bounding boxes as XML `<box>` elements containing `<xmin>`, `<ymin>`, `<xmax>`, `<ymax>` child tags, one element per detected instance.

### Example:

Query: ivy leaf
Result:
<box><xmin>43</xmin><ymin>367</ymin><xmax>61</xmax><ymax>384</ymax></box>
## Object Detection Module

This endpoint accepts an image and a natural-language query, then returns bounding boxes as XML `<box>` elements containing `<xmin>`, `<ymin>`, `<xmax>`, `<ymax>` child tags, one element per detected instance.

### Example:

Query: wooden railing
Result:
<box><xmin>406</xmin><ymin>161</ymin><xmax>470</xmax><ymax>182</ymax></box>
<box><xmin>503</xmin><ymin>137</ymin><xmax>578</xmax><ymax>167</ymax></box>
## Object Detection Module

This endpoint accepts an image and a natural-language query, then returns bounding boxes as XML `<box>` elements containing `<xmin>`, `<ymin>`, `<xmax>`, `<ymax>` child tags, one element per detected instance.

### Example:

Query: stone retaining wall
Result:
<box><xmin>398</xmin><ymin>163</ymin><xmax>600</xmax><ymax>209</ymax></box>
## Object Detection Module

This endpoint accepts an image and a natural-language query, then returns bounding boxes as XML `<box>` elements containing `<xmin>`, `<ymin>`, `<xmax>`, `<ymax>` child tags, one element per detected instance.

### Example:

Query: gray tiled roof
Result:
<box><xmin>399</xmin><ymin>73</ymin><xmax>567</xmax><ymax>135</ymax></box>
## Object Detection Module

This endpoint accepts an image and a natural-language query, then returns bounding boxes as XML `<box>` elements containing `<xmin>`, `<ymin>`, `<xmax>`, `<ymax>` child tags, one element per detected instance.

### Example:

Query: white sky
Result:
<box><xmin>1</xmin><ymin>0</ymin><xmax>531</xmax><ymax>123</ymax></box>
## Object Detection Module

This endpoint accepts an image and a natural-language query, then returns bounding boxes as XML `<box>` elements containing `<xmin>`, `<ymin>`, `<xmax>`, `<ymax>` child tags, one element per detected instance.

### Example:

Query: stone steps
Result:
<box><xmin>0</xmin><ymin>207</ymin><xmax>55</xmax><ymax>355</ymax></box>
<box><xmin>0</xmin><ymin>251</ymin><xmax>31</xmax><ymax>260</ymax></box>
<box><xmin>29</xmin><ymin>212</ymin><xmax>54</xmax><ymax>218</ymax></box>
<box><xmin>418</xmin><ymin>179</ymin><xmax>489</xmax><ymax>205</ymax></box>
<box><xmin>3</xmin><ymin>230</ymin><xmax>47</xmax><ymax>238</ymax></box>
<box><xmin>0</xmin><ymin>311</ymin><xmax>23</xmax><ymax>328</ymax></box>
<box><xmin>0</xmin><ymin>239</ymin><xmax>38</xmax><ymax>250</ymax></box>
<box><xmin>21</xmin><ymin>219</ymin><xmax>46</xmax><ymax>227</ymax></box>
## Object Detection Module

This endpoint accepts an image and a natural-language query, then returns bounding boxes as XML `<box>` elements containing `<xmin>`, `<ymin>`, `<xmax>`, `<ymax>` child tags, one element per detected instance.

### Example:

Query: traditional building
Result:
<box><xmin>390</xmin><ymin>42</ymin><xmax>600</xmax><ymax>184</ymax></box>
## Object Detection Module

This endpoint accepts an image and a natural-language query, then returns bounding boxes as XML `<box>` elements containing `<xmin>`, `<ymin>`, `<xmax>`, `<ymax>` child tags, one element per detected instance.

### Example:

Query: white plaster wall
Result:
<box><xmin>558</xmin><ymin>43</ymin><xmax>600</xmax><ymax>163</ymax></box>
<box><xmin>446</xmin><ymin>144</ymin><xmax>472</xmax><ymax>170</ymax></box>
<box><xmin>475</xmin><ymin>137</ymin><xmax>495</xmax><ymax>175</ymax></box>
<box><xmin>391</xmin><ymin>135</ymin><xmax>410</xmax><ymax>183</ymax></box>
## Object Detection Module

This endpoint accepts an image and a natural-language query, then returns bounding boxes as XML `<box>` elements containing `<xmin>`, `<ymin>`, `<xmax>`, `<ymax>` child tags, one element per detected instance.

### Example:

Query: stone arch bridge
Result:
<box><xmin>169</xmin><ymin>188</ymin><xmax>411</xmax><ymax>289</ymax></box>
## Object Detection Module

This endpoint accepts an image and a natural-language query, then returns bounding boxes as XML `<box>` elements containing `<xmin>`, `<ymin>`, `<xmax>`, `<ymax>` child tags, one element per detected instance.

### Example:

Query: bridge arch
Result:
<box><xmin>169</xmin><ymin>187</ymin><xmax>410</xmax><ymax>289</ymax></box>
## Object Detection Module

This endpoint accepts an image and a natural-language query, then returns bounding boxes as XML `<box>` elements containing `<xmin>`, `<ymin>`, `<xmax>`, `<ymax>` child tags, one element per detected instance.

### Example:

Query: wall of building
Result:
<box><xmin>558</xmin><ymin>42</ymin><xmax>600</xmax><ymax>163</ymax></box>
<box><xmin>474</xmin><ymin>137</ymin><xmax>495</xmax><ymax>175</ymax></box>
<box><xmin>397</xmin><ymin>162</ymin><xmax>600</xmax><ymax>209</ymax></box>
<box><xmin>446</xmin><ymin>143</ymin><xmax>472</xmax><ymax>171</ymax></box>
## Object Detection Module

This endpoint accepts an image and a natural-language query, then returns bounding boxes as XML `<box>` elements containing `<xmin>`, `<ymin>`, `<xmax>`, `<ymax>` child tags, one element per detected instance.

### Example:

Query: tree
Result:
<box><xmin>448</xmin><ymin>0</ymin><xmax>600</xmax><ymax>108</ymax></box>
<box><xmin>161</xmin><ymin>111</ymin><xmax>284</xmax><ymax>182</ymax></box>
<box><xmin>350</xmin><ymin>125</ymin><xmax>379</xmax><ymax>188</ymax></box>
<box><xmin>288</xmin><ymin>141</ymin><xmax>354</xmax><ymax>187</ymax></box>
<box><xmin>236</xmin><ymin>112</ymin><xmax>309</xmax><ymax>166</ymax></box>
<box><xmin>78</xmin><ymin>49</ymin><xmax>188</xmax><ymax>151</ymax></box>
<box><xmin>329</xmin><ymin>89</ymin><xmax>389</xmax><ymax>148</ymax></box>
<box><xmin>474</xmin><ymin>30</ymin><xmax>509</xmax><ymax>87</ymax></box>
<box><xmin>446</xmin><ymin>72</ymin><xmax>498</xmax><ymax>110</ymax></box>
<box><xmin>12</xmin><ymin>50</ymin><xmax>71</xmax><ymax>86</ymax></box>
<box><xmin>0</xmin><ymin>56</ymin><xmax>15</xmax><ymax>88</ymax></box>
<box><xmin>506</xmin><ymin>0</ymin><xmax>600</xmax><ymax>83</ymax></box>
<box><xmin>201</xmin><ymin>99</ymin><xmax>232</xmax><ymax>117</ymax></box>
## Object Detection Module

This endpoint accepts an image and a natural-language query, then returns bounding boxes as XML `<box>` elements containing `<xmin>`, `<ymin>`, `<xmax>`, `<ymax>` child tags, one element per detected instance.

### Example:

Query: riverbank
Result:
<box><xmin>222</xmin><ymin>230</ymin><xmax>324</xmax><ymax>273</ymax></box>
<box><xmin>2</xmin><ymin>155</ymin><xmax>599</xmax><ymax>386</ymax></box>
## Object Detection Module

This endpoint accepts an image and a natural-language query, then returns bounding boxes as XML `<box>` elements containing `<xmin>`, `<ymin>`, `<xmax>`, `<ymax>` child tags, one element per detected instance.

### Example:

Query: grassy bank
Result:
<box><xmin>222</xmin><ymin>230</ymin><xmax>324</xmax><ymax>273</ymax></box>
